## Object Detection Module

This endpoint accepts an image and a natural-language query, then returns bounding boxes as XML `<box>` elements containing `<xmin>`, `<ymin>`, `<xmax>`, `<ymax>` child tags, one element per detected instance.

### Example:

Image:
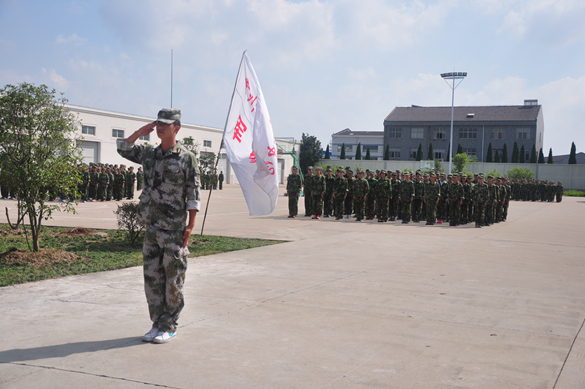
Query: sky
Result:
<box><xmin>1</xmin><ymin>0</ymin><xmax>584</xmax><ymax>156</ymax></box>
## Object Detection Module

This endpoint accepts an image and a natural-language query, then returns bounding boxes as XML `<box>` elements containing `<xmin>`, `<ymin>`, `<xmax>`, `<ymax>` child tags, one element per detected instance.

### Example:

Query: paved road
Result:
<box><xmin>1</xmin><ymin>188</ymin><xmax>584</xmax><ymax>388</ymax></box>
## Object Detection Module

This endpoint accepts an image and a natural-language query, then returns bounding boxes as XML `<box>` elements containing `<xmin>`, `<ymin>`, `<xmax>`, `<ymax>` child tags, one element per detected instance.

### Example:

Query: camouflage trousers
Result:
<box><xmin>127</xmin><ymin>183</ymin><xmax>135</xmax><ymax>199</ymax></box>
<box><xmin>388</xmin><ymin>198</ymin><xmax>397</xmax><ymax>219</ymax></box>
<box><xmin>354</xmin><ymin>198</ymin><xmax>365</xmax><ymax>220</ymax></box>
<box><xmin>448</xmin><ymin>200</ymin><xmax>461</xmax><ymax>225</ymax></box>
<box><xmin>475</xmin><ymin>203</ymin><xmax>486</xmax><ymax>226</ymax></box>
<box><xmin>113</xmin><ymin>185</ymin><xmax>123</xmax><ymax>201</ymax></box>
<box><xmin>344</xmin><ymin>194</ymin><xmax>353</xmax><ymax>215</ymax></box>
<box><xmin>304</xmin><ymin>192</ymin><xmax>312</xmax><ymax>216</ymax></box>
<box><xmin>400</xmin><ymin>200</ymin><xmax>411</xmax><ymax>222</ymax></box>
<box><xmin>288</xmin><ymin>191</ymin><xmax>299</xmax><ymax>216</ymax></box>
<box><xmin>143</xmin><ymin>228</ymin><xmax>188</xmax><ymax>333</ymax></box>
<box><xmin>485</xmin><ymin>203</ymin><xmax>495</xmax><ymax>224</ymax></box>
<box><xmin>365</xmin><ymin>195</ymin><xmax>376</xmax><ymax>219</ymax></box>
<box><xmin>425</xmin><ymin>201</ymin><xmax>437</xmax><ymax>223</ymax></box>
<box><xmin>556</xmin><ymin>193</ymin><xmax>562</xmax><ymax>203</ymax></box>
<box><xmin>107</xmin><ymin>184</ymin><xmax>113</xmax><ymax>201</ymax></box>
<box><xmin>334</xmin><ymin>194</ymin><xmax>345</xmax><ymax>218</ymax></box>
<box><xmin>411</xmin><ymin>199</ymin><xmax>423</xmax><ymax>222</ymax></box>
<box><xmin>377</xmin><ymin>196</ymin><xmax>389</xmax><ymax>220</ymax></box>
<box><xmin>97</xmin><ymin>185</ymin><xmax>107</xmax><ymax>201</ymax></box>
<box><xmin>88</xmin><ymin>185</ymin><xmax>98</xmax><ymax>200</ymax></box>
<box><xmin>323</xmin><ymin>193</ymin><xmax>333</xmax><ymax>216</ymax></box>
<box><xmin>312</xmin><ymin>194</ymin><xmax>323</xmax><ymax>216</ymax></box>
<box><xmin>503</xmin><ymin>202</ymin><xmax>509</xmax><ymax>220</ymax></box>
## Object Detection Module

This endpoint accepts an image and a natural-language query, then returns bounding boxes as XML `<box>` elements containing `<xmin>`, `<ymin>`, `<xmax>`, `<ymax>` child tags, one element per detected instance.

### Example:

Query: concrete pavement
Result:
<box><xmin>1</xmin><ymin>188</ymin><xmax>585</xmax><ymax>388</ymax></box>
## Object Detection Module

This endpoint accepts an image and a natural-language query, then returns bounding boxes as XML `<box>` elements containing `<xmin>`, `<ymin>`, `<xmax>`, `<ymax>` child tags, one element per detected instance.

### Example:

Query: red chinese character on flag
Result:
<box><xmin>267</xmin><ymin>146</ymin><xmax>276</xmax><ymax>157</ymax></box>
<box><xmin>247</xmin><ymin>93</ymin><xmax>257</xmax><ymax>113</ymax></box>
<box><xmin>249</xmin><ymin>151</ymin><xmax>256</xmax><ymax>163</ymax></box>
<box><xmin>233</xmin><ymin>115</ymin><xmax>247</xmax><ymax>143</ymax></box>
<box><xmin>246</xmin><ymin>78</ymin><xmax>250</xmax><ymax>90</ymax></box>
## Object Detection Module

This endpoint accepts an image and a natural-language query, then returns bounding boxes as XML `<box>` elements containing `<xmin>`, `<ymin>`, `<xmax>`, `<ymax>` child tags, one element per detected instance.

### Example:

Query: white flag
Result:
<box><xmin>223</xmin><ymin>52</ymin><xmax>279</xmax><ymax>216</ymax></box>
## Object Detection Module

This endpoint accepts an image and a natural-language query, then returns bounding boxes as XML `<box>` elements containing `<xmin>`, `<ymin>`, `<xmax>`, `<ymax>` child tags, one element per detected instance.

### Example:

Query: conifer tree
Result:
<box><xmin>365</xmin><ymin>148</ymin><xmax>371</xmax><ymax>160</ymax></box>
<box><xmin>427</xmin><ymin>142</ymin><xmax>434</xmax><ymax>160</ymax></box>
<box><xmin>520</xmin><ymin>145</ymin><xmax>526</xmax><ymax>163</ymax></box>
<box><xmin>494</xmin><ymin>149</ymin><xmax>501</xmax><ymax>163</ymax></box>
<box><xmin>340</xmin><ymin>143</ymin><xmax>346</xmax><ymax>160</ymax></box>
<box><xmin>530</xmin><ymin>143</ymin><xmax>537</xmax><ymax>163</ymax></box>
<box><xmin>538</xmin><ymin>148</ymin><xmax>545</xmax><ymax>164</ymax></box>
<box><xmin>355</xmin><ymin>142</ymin><xmax>362</xmax><ymax>160</ymax></box>
<box><xmin>457</xmin><ymin>143</ymin><xmax>463</xmax><ymax>155</ymax></box>
<box><xmin>324</xmin><ymin>144</ymin><xmax>330</xmax><ymax>159</ymax></box>
<box><xmin>416</xmin><ymin>143</ymin><xmax>423</xmax><ymax>161</ymax></box>
<box><xmin>502</xmin><ymin>143</ymin><xmax>508</xmax><ymax>163</ymax></box>
<box><xmin>486</xmin><ymin>143</ymin><xmax>493</xmax><ymax>162</ymax></box>
<box><xmin>569</xmin><ymin>142</ymin><xmax>577</xmax><ymax>164</ymax></box>
<box><xmin>384</xmin><ymin>144</ymin><xmax>390</xmax><ymax>160</ymax></box>
<box><xmin>512</xmin><ymin>141</ymin><xmax>520</xmax><ymax>163</ymax></box>
<box><xmin>547</xmin><ymin>148</ymin><xmax>553</xmax><ymax>164</ymax></box>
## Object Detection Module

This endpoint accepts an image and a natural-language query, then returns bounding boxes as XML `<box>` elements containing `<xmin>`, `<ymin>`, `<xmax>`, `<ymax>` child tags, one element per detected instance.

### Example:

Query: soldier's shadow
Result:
<box><xmin>0</xmin><ymin>337</ymin><xmax>144</xmax><ymax>363</ymax></box>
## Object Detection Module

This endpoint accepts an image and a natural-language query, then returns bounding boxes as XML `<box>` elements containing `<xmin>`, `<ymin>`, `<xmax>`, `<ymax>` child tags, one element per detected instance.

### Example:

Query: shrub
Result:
<box><xmin>565</xmin><ymin>190</ymin><xmax>585</xmax><ymax>197</ymax></box>
<box><xmin>506</xmin><ymin>167</ymin><xmax>534</xmax><ymax>180</ymax></box>
<box><xmin>114</xmin><ymin>202</ymin><xmax>145</xmax><ymax>246</ymax></box>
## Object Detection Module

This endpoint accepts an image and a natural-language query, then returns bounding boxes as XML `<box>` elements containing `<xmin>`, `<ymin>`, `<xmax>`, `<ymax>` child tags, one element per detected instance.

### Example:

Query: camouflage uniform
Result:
<box><xmin>88</xmin><ymin>169</ymin><xmax>99</xmax><ymax>200</ymax></box>
<box><xmin>113</xmin><ymin>170</ymin><xmax>125</xmax><ymax>201</ymax></box>
<box><xmin>390</xmin><ymin>175</ymin><xmax>401</xmax><ymax>220</ymax></box>
<box><xmin>107</xmin><ymin>170</ymin><xmax>114</xmax><ymax>201</ymax></box>
<box><xmin>117</xmin><ymin>138</ymin><xmax>201</xmax><ymax>333</ymax></box>
<box><xmin>332</xmin><ymin>172</ymin><xmax>348</xmax><ymax>220</ymax></box>
<box><xmin>97</xmin><ymin>169</ymin><xmax>109</xmax><ymax>201</ymax></box>
<box><xmin>472</xmin><ymin>177</ymin><xmax>489</xmax><ymax>227</ymax></box>
<box><xmin>424</xmin><ymin>176</ymin><xmax>440</xmax><ymax>224</ymax></box>
<box><xmin>352</xmin><ymin>174</ymin><xmax>369</xmax><ymax>221</ymax></box>
<box><xmin>412</xmin><ymin>174</ymin><xmax>425</xmax><ymax>222</ymax></box>
<box><xmin>126</xmin><ymin>168</ymin><xmax>136</xmax><ymax>199</ymax></box>
<box><xmin>365</xmin><ymin>174</ymin><xmax>377</xmax><ymax>220</ymax></box>
<box><xmin>311</xmin><ymin>173</ymin><xmax>326</xmax><ymax>217</ymax></box>
<box><xmin>447</xmin><ymin>175</ymin><xmax>464</xmax><ymax>226</ymax></box>
<box><xmin>304</xmin><ymin>169</ymin><xmax>314</xmax><ymax>216</ymax></box>
<box><xmin>375</xmin><ymin>174</ymin><xmax>391</xmax><ymax>221</ymax></box>
<box><xmin>344</xmin><ymin>174</ymin><xmax>354</xmax><ymax>217</ymax></box>
<box><xmin>286</xmin><ymin>169</ymin><xmax>302</xmax><ymax>217</ymax></box>
<box><xmin>556</xmin><ymin>183</ymin><xmax>564</xmax><ymax>202</ymax></box>
<box><xmin>399</xmin><ymin>176</ymin><xmax>414</xmax><ymax>223</ymax></box>
<box><xmin>136</xmin><ymin>168</ymin><xmax>144</xmax><ymax>191</ymax></box>
<box><xmin>323</xmin><ymin>171</ymin><xmax>335</xmax><ymax>217</ymax></box>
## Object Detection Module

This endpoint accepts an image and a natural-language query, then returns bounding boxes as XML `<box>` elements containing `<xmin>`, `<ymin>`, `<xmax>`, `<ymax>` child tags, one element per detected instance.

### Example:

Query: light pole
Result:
<box><xmin>441</xmin><ymin>72</ymin><xmax>467</xmax><ymax>174</ymax></box>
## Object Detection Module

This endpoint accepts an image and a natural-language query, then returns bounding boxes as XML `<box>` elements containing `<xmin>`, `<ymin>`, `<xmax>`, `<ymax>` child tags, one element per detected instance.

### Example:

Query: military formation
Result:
<box><xmin>75</xmin><ymin>162</ymin><xmax>143</xmax><ymax>202</ymax></box>
<box><xmin>286</xmin><ymin>166</ymin><xmax>565</xmax><ymax>228</ymax></box>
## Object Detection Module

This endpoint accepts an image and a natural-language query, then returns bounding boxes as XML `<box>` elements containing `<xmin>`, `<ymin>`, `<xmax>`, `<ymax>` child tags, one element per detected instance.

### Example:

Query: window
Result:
<box><xmin>204</xmin><ymin>140</ymin><xmax>212</xmax><ymax>148</ymax></box>
<box><xmin>82</xmin><ymin>125</ymin><xmax>95</xmax><ymax>135</ymax></box>
<box><xmin>363</xmin><ymin>145</ymin><xmax>378</xmax><ymax>153</ymax></box>
<box><xmin>139</xmin><ymin>134</ymin><xmax>150</xmax><ymax>141</ymax></box>
<box><xmin>411</xmin><ymin>128</ymin><xmax>424</xmax><ymax>139</ymax></box>
<box><xmin>463</xmin><ymin>148</ymin><xmax>477</xmax><ymax>159</ymax></box>
<box><xmin>410</xmin><ymin>149</ymin><xmax>418</xmax><ymax>159</ymax></box>
<box><xmin>434</xmin><ymin>149</ymin><xmax>445</xmax><ymax>160</ymax></box>
<box><xmin>387</xmin><ymin>127</ymin><xmax>402</xmax><ymax>139</ymax></box>
<box><xmin>388</xmin><ymin>148</ymin><xmax>400</xmax><ymax>159</ymax></box>
<box><xmin>491</xmin><ymin>131</ymin><xmax>504</xmax><ymax>140</ymax></box>
<box><xmin>433</xmin><ymin>131</ymin><xmax>446</xmax><ymax>140</ymax></box>
<box><xmin>112</xmin><ymin>129</ymin><xmax>125</xmax><ymax>138</ymax></box>
<box><xmin>459</xmin><ymin>128</ymin><xmax>478</xmax><ymax>139</ymax></box>
<box><xmin>525</xmin><ymin>151</ymin><xmax>530</xmax><ymax>161</ymax></box>
<box><xmin>337</xmin><ymin>145</ymin><xmax>342</xmax><ymax>152</ymax></box>
<box><xmin>346</xmin><ymin>145</ymin><xmax>353</xmax><ymax>152</ymax></box>
<box><xmin>517</xmin><ymin>129</ymin><xmax>530</xmax><ymax>139</ymax></box>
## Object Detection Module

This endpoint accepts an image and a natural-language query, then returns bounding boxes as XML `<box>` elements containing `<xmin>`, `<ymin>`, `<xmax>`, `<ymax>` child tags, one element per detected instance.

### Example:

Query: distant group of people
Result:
<box><xmin>286</xmin><ymin>166</ymin><xmax>564</xmax><ymax>228</ymax></box>
<box><xmin>201</xmin><ymin>171</ymin><xmax>224</xmax><ymax>191</ymax></box>
<box><xmin>77</xmin><ymin>162</ymin><xmax>143</xmax><ymax>202</ymax></box>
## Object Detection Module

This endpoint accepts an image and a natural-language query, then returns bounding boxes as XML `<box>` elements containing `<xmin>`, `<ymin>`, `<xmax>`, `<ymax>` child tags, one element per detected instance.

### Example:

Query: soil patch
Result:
<box><xmin>0</xmin><ymin>248</ymin><xmax>87</xmax><ymax>267</ymax></box>
<box><xmin>58</xmin><ymin>227</ymin><xmax>100</xmax><ymax>237</ymax></box>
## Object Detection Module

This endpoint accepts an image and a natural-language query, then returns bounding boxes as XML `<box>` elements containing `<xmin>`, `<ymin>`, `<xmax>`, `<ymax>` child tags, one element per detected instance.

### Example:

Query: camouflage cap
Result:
<box><xmin>430</xmin><ymin>172</ymin><xmax>436</xmax><ymax>177</ymax></box>
<box><xmin>396</xmin><ymin>170</ymin><xmax>401</xmax><ymax>173</ymax></box>
<box><xmin>478</xmin><ymin>173</ymin><xmax>484</xmax><ymax>178</ymax></box>
<box><xmin>292</xmin><ymin>166</ymin><xmax>298</xmax><ymax>170</ymax></box>
<box><xmin>156</xmin><ymin>108</ymin><xmax>181</xmax><ymax>124</ymax></box>
<box><xmin>380</xmin><ymin>169</ymin><xmax>387</xmax><ymax>174</ymax></box>
<box><xmin>452</xmin><ymin>173</ymin><xmax>459</xmax><ymax>177</ymax></box>
<box><xmin>447</xmin><ymin>174</ymin><xmax>453</xmax><ymax>178</ymax></box>
<box><xmin>337</xmin><ymin>167</ymin><xmax>344</xmax><ymax>172</ymax></box>
<box><xmin>487</xmin><ymin>175</ymin><xmax>494</xmax><ymax>179</ymax></box>
<box><xmin>423</xmin><ymin>173</ymin><xmax>429</xmax><ymax>177</ymax></box>
<box><xmin>326</xmin><ymin>168</ymin><xmax>332</xmax><ymax>172</ymax></box>
<box><xmin>416</xmin><ymin>170</ymin><xmax>422</xmax><ymax>175</ymax></box>
<box><xmin>308</xmin><ymin>166</ymin><xmax>313</xmax><ymax>170</ymax></box>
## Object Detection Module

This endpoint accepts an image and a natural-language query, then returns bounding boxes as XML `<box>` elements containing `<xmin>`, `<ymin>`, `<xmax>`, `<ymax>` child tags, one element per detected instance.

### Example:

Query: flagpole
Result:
<box><xmin>200</xmin><ymin>51</ymin><xmax>247</xmax><ymax>236</ymax></box>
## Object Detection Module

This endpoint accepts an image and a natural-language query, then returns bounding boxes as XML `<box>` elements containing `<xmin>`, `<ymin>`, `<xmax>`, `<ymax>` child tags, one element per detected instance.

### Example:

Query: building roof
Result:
<box><xmin>384</xmin><ymin>105</ymin><xmax>542</xmax><ymax>124</ymax></box>
<box><xmin>552</xmin><ymin>152</ymin><xmax>585</xmax><ymax>164</ymax></box>
<box><xmin>333</xmin><ymin>128</ymin><xmax>384</xmax><ymax>136</ymax></box>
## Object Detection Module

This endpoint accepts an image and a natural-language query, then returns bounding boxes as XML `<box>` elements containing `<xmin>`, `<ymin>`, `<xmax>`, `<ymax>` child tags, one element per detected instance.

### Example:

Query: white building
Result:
<box><xmin>330</xmin><ymin>129</ymin><xmax>384</xmax><ymax>160</ymax></box>
<box><xmin>68</xmin><ymin>105</ymin><xmax>300</xmax><ymax>184</ymax></box>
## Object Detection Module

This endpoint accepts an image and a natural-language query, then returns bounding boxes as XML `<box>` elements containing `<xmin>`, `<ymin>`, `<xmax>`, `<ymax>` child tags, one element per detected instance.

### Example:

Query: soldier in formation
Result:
<box><xmin>286</xmin><ymin>166</ymin><xmax>302</xmax><ymax>218</ymax></box>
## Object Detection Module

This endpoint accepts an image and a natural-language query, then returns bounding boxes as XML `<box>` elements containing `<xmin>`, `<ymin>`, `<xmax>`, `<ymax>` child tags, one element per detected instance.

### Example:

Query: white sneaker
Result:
<box><xmin>153</xmin><ymin>331</ymin><xmax>177</xmax><ymax>344</ymax></box>
<box><xmin>142</xmin><ymin>327</ymin><xmax>159</xmax><ymax>342</ymax></box>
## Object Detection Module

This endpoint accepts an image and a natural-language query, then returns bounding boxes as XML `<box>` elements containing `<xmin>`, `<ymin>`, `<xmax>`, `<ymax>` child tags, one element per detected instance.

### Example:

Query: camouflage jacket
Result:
<box><xmin>117</xmin><ymin>140</ymin><xmax>201</xmax><ymax>230</ymax></box>
<box><xmin>488</xmin><ymin>184</ymin><xmax>498</xmax><ymax>203</ymax></box>
<box><xmin>325</xmin><ymin>175</ymin><xmax>336</xmax><ymax>195</ymax></box>
<box><xmin>353</xmin><ymin>178</ymin><xmax>369</xmax><ymax>199</ymax></box>
<box><xmin>391</xmin><ymin>179</ymin><xmax>401</xmax><ymax>199</ymax></box>
<box><xmin>473</xmin><ymin>183</ymin><xmax>488</xmax><ymax>203</ymax></box>
<box><xmin>312</xmin><ymin>175</ymin><xmax>326</xmax><ymax>196</ymax></box>
<box><xmin>424</xmin><ymin>182</ymin><xmax>440</xmax><ymax>202</ymax></box>
<box><xmin>399</xmin><ymin>180</ymin><xmax>414</xmax><ymax>200</ymax></box>
<box><xmin>376</xmin><ymin>178</ymin><xmax>391</xmax><ymax>199</ymax></box>
<box><xmin>448</xmin><ymin>182</ymin><xmax>463</xmax><ymax>201</ymax></box>
<box><xmin>126</xmin><ymin>171</ymin><xmax>136</xmax><ymax>186</ymax></box>
<box><xmin>286</xmin><ymin>173</ymin><xmax>302</xmax><ymax>193</ymax></box>
<box><xmin>414</xmin><ymin>181</ymin><xmax>425</xmax><ymax>200</ymax></box>
<box><xmin>98</xmin><ymin>172</ymin><xmax>109</xmax><ymax>186</ymax></box>
<box><xmin>346</xmin><ymin>176</ymin><xmax>355</xmax><ymax>196</ymax></box>
<box><xmin>303</xmin><ymin>173</ymin><xmax>314</xmax><ymax>194</ymax></box>
<box><xmin>333</xmin><ymin>176</ymin><xmax>348</xmax><ymax>196</ymax></box>
<box><xmin>367</xmin><ymin>177</ymin><xmax>377</xmax><ymax>196</ymax></box>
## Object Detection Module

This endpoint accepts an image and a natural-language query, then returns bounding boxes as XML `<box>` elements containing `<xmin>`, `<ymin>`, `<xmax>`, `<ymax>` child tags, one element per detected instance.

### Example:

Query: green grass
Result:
<box><xmin>0</xmin><ymin>224</ymin><xmax>282</xmax><ymax>287</ymax></box>
<box><xmin>564</xmin><ymin>190</ymin><xmax>585</xmax><ymax>197</ymax></box>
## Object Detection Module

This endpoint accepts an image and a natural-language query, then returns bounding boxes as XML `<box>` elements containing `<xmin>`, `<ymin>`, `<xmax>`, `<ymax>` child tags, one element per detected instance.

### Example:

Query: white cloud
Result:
<box><xmin>41</xmin><ymin>68</ymin><xmax>70</xmax><ymax>88</ymax></box>
<box><xmin>55</xmin><ymin>33</ymin><xmax>87</xmax><ymax>46</ymax></box>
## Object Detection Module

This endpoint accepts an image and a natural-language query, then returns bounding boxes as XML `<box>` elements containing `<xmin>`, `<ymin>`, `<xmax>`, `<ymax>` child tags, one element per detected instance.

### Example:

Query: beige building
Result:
<box><xmin>67</xmin><ymin>104</ymin><xmax>299</xmax><ymax>184</ymax></box>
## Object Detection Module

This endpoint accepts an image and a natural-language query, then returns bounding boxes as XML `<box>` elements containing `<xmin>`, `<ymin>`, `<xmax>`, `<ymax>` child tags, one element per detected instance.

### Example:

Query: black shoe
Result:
<box><xmin>402</xmin><ymin>221</ymin><xmax>409</xmax><ymax>224</ymax></box>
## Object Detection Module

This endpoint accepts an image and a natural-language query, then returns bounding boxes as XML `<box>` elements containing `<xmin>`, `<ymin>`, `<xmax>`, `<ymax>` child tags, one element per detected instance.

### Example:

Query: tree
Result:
<box><xmin>299</xmin><ymin>133</ymin><xmax>322</xmax><ymax>174</ymax></box>
<box><xmin>569</xmin><ymin>142</ymin><xmax>577</xmax><ymax>164</ymax></box>
<box><xmin>453</xmin><ymin>153</ymin><xmax>469</xmax><ymax>173</ymax></box>
<box><xmin>181</xmin><ymin>136</ymin><xmax>199</xmax><ymax>154</ymax></box>
<box><xmin>506</xmin><ymin>167</ymin><xmax>534</xmax><ymax>180</ymax></box>
<box><xmin>548</xmin><ymin>148</ymin><xmax>553</xmax><ymax>164</ymax></box>
<box><xmin>0</xmin><ymin>83</ymin><xmax>81</xmax><ymax>252</ymax></box>
<box><xmin>530</xmin><ymin>143</ymin><xmax>537</xmax><ymax>163</ymax></box>
<box><xmin>384</xmin><ymin>144</ymin><xmax>390</xmax><ymax>160</ymax></box>
<box><xmin>355</xmin><ymin>142</ymin><xmax>362</xmax><ymax>160</ymax></box>
<box><xmin>340</xmin><ymin>143</ymin><xmax>346</xmax><ymax>160</ymax></box>
<box><xmin>416</xmin><ymin>143</ymin><xmax>423</xmax><ymax>161</ymax></box>
<box><xmin>538</xmin><ymin>148</ymin><xmax>545</xmax><ymax>164</ymax></box>
<box><xmin>520</xmin><ymin>145</ymin><xmax>526</xmax><ymax>163</ymax></box>
<box><xmin>427</xmin><ymin>142</ymin><xmax>434</xmax><ymax>160</ymax></box>
<box><xmin>512</xmin><ymin>141</ymin><xmax>520</xmax><ymax>163</ymax></box>
<box><xmin>324</xmin><ymin>144</ymin><xmax>330</xmax><ymax>159</ymax></box>
<box><xmin>457</xmin><ymin>143</ymin><xmax>463</xmax><ymax>155</ymax></box>
<box><xmin>494</xmin><ymin>149</ymin><xmax>501</xmax><ymax>163</ymax></box>
<box><xmin>502</xmin><ymin>143</ymin><xmax>508</xmax><ymax>163</ymax></box>
<box><xmin>199</xmin><ymin>151</ymin><xmax>216</xmax><ymax>175</ymax></box>
<box><xmin>486</xmin><ymin>143</ymin><xmax>493</xmax><ymax>162</ymax></box>
<box><xmin>365</xmin><ymin>148</ymin><xmax>371</xmax><ymax>160</ymax></box>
